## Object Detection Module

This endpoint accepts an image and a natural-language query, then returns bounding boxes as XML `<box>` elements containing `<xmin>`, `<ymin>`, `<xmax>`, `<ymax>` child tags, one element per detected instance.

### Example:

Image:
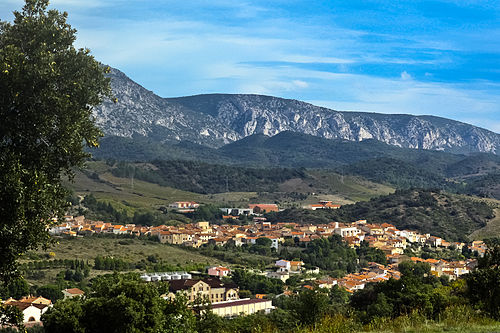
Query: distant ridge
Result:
<box><xmin>93</xmin><ymin>68</ymin><xmax>500</xmax><ymax>154</ymax></box>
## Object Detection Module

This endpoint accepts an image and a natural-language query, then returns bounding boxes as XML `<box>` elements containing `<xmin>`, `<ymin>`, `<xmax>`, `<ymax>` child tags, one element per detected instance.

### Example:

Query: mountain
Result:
<box><xmin>93</xmin><ymin>68</ymin><xmax>500</xmax><ymax>154</ymax></box>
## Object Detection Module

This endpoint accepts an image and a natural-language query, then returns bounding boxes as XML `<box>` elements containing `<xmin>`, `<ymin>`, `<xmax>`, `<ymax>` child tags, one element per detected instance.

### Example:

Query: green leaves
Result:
<box><xmin>0</xmin><ymin>0</ymin><xmax>110</xmax><ymax>282</ymax></box>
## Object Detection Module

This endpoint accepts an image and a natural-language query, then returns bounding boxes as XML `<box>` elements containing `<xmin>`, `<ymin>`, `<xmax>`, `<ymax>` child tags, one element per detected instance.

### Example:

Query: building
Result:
<box><xmin>266</xmin><ymin>271</ymin><xmax>290</xmax><ymax>282</ymax></box>
<box><xmin>4</xmin><ymin>296</ymin><xmax>52</xmax><ymax>324</ymax></box>
<box><xmin>169</xmin><ymin>201</ymin><xmax>200</xmax><ymax>213</ymax></box>
<box><xmin>275</xmin><ymin>259</ymin><xmax>304</xmax><ymax>272</ymax></box>
<box><xmin>167</xmin><ymin>278</ymin><xmax>239</xmax><ymax>304</ymax></box>
<box><xmin>62</xmin><ymin>288</ymin><xmax>85</xmax><ymax>299</ymax></box>
<box><xmin>158</xmin><ymin>231</ymin><xmax>192</xmax><ymax>245</ymax></box>
<box><xmin>248</xmin><ymin>204</ymin><xmax>279</xmax><ymax>214</ymax></box>
<box><xmin>209</xmin><ymin>298</ymin><xmax>274</xmax><ymax>317</ymax></box>
<box><xmin>208</xmin><ymin>266</ymin><xmax>231</xmax><ymax>278</ymax></box>
<box><xmin>169</xmin><ymin>201</ymin><xmax>200</xmax><ymax>209</ymax></box>
<box><xmin>220</xmin><ymin>208</ymin><xmax>254</xmax><ymax>216</ymax></box>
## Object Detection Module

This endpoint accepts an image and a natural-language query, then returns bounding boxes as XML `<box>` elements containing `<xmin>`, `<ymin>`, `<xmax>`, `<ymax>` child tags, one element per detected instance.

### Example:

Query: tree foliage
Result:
<box><xmin>466</xmin><ymin>238</ymin><xmax>500</xmax><ymax>319</ymax></box>
<box><xmin>0</xmin><ymin>0</ymin><xmax>111</xmax><ymax>281</ymax></box>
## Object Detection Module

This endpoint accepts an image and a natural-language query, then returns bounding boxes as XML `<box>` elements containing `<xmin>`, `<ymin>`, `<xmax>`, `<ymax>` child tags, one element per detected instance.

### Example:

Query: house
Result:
<box><xmin>209</xmin><ymin>298</ymin><xmax>274</xmax><ymax>317</ymax></box>
<box><xmin>275</xmin><ymin>259</ymin><xmax>303</xmax><ymax>272</ymax></box>
<box><xmin>360</xmin><ymin>224</ymin><xmax>384</xmax><ymax>236</ymax></box>
<box><xmin>195</xmin><ymin>221</ymin><xmax>210</xmax><ymax>230</ymax></box>
<box><xmin>334</xmin><ymin>223</ymin><xmax>360</xmax><ymax>238</ymax></box>
<box><xmin>4</xmin><ymin>296</ymin><xmax>52</xmax><ymax>324</ymax></box>
<box><xmin>208</xmin><ymin>266</ymin><xmax>231</xmax><ymax>278</ymax></box>
<box><xmin>6</xmin><ymin>302</ymin><xmax>50</xmax><ymax>324</ymax></box>
<box><xmin>427</xmin><ymin>236</ymin><xmax>443</xmax><ymax>247</ymax></box>
<box><xmin>248</xmin><ymin>204</ymin><xmax>279</xmax><ymax>214</ymax></box>
<box><xmin>158</xmin><ymin>231</ymin><xmax>192</xmax><ymax>245</ymax></box>
<box><xmin>266</xmin><ymin>271</ymin><xmax>290</xmax><ymax>282</ymax></box>
<box><xmin>62</xmin><ymin>288</ymin><xmax>85</xmax><ymax>299</ymax></box>
<box><xmin>17</xmin><ymin>296</ymin><xmax>51</xmax><ymax>305</ymax></box>
<box><xmin>169</xmin><ymin>201</ymin><xmax>200</xmax><ymax>213</ymax></box>
<box><xmin>169</xmin><ymin>201</ymin><xmax>200</xmax><ymax>209</ymax></box>
<box><xmin>112</xmin><ymin>225</ymin><xmax>126</xmax><ymax>234</ymax></box>
<box><xmin>220</xmin><ymin>208</ymin><xmax>254</xmax><ymax>216</ymax></box>
<box><xmin>275</xmin><ymin>259</ymin><xmax>291</xmax><ymax>271</ymax></box>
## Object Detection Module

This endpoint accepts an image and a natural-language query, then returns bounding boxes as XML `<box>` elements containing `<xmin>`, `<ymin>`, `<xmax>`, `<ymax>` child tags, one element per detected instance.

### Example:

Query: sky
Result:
<box><xmin>1</xmin><ymin>0</ymin><xmax>500</xmax><ymax>133</ymax></box>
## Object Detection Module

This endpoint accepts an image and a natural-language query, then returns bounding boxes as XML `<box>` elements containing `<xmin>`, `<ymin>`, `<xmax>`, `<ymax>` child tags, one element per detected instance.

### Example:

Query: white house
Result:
<box><xmin>6</xmin><ymin>301</ymin><xmax>50</xmax><ymax>324</ymax></box>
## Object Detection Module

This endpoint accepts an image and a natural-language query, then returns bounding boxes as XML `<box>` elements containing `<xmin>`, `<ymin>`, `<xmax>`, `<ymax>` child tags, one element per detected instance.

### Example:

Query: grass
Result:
<box><xmin>469</xmin><ymin>198</ymin><xmax>500</xmax><ymax>239</ymax></box>
<box><xmin>306</xmin><ymin>170</ymin><xmax>395</xmax><ymax>202</ymax></box>
<box><xmin>294</xmin><ymin>307</ymin><xmax>500</xmax><ymax>333</ymax></box>
<box><xmin>30</xmin><ymin>237</ymin><xmax>227</xmax><ymax>265</ymax></box>
<box><xmin>21</xmin><ymin>237</ymin><xmax>228</xmax><ymax>285</ymax></box>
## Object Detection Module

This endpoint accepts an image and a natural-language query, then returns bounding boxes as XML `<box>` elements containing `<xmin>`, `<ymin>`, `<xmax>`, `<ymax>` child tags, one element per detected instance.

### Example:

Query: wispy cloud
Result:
<box><xmin>0</xmin><ymin>0</ymin><xmax>499</xmax><ymax>132</ymax></box>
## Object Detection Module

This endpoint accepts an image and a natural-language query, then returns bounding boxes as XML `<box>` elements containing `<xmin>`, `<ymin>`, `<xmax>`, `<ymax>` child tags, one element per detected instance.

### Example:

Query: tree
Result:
<box><xmin>0</xmin><ymin>0</ymin><xmax>111</xmax><ymax>281</ymax></box>
<box><xmin>288</xmin><ymin>288</ymin><xmax>330</xmax><ymax>325</ymax></box>
<box><xmin>465</xmin><ymin>238</ymin><xmax>500</xmax><ymax>319</ymax></box>
<box><xmin>42</xmin><ymin>273</ymin><xmax>197</xmax><ymax>333</ymax></box>
<box><xmin>0</xmin><ymin>303</ymin><xmax>24</xmax><ymax>329</ymax></box>
<box><xmin>37</xmin><ymin>284</ymin><xmax>64</xmax><ymax>303</ymax></box>
<box><xmin>41</xmin><ymin>297</ymin><xmax>85</xmax><ymax>333</ymax></box>
<box><xmin>0</xmin><ymin>277</ymin><xmax>30</xmax><ymax>299</ymax></box>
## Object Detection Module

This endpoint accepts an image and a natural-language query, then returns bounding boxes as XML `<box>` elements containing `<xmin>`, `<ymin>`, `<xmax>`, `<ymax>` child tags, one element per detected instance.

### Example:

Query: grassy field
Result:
<box><xmin>27</xmin><ymin>237</ymin><xmax>227</xmax><ymax>265</ymax></box>
<box><xmin>305</xmin><ymin>170</ymin><xmax>395</xmax><ymax>202</ymax></box>
<box><xmin>21</xmin><ymin>237</ymin><xmax>228</xmax><ymax>286</ymax></box>
<box><xmin>470</xmin><ymin>207</ymin><xmax>500</xmax><ymax>240</ymax></box>
<box><xmin>20</xmin><ymin>237</ymin><xmax>228</xmax><ymax>286</ymax></box>
<box><xmin>21</xmin><ymin>236</ymin><xmax>279</xmax><ymax>286</ymax></box>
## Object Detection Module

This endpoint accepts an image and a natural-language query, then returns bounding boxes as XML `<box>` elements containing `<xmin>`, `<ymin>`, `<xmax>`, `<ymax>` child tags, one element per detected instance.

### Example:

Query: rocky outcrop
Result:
<box><xmin>93</xmin><ymin>68</ymin><xmax>500</xmax><ymax>154</ymax></box>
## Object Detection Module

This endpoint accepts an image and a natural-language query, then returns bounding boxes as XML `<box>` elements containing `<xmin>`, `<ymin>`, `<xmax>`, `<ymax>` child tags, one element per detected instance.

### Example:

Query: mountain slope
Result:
<box><xmin>266</xmin><ymin>189</ymin><xmax>498</xmax><ymax>241</ymax></box>
<box><xmin>93</xmin><ymin>68</ymin><xmax>500</xmax><ymax>154</ymax></box>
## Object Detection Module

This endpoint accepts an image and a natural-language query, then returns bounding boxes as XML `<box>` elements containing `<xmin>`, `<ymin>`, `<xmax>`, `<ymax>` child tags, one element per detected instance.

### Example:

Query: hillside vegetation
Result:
<box><xmin>93</xmin><ymin>132</ymin><xmax>500</xmax><ymax>199</ymax></box>
<box><xmin>66</xmin><ymin>160</ymin><xmax>393</xmax><ymax>225</ymax></box>
<box><xmin>111</xmin><ymin>160</ymin><xmax>306</xmax><ymax>194</ymax></box>
<box><xmin>267</xmin><ymin>189</ymin><xmax>498</xmax><ymax>241</ymax></box>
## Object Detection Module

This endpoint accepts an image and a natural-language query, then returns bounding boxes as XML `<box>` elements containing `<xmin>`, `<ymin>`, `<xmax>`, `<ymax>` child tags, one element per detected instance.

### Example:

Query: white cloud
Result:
<box><xmin>400</xmin><ymin>71</ymin><xmax>412</xmax><ymax>80</ymax></box>
<box><xmin>281</xmin><ymin>55</ymin><xmax>355</xmax><ymax>64</ymax></box>
<box><xmin>292</xmin><ymin>80</ymin><xmax>308</xmax><ymax>88</ymax></box>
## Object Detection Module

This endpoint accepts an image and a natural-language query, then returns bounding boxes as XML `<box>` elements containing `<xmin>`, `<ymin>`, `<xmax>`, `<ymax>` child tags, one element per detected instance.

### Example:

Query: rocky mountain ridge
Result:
<box><xmin>93</xmin><ymin>68</ymin><xmax>500</xmax><ymax>154</ymax></box>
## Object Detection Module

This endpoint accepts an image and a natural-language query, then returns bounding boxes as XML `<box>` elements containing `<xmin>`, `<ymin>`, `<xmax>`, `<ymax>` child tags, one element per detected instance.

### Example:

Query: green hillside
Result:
<box><xmin>266</xmin><ymin>189</ymin><xmax>499</xmax><ymax>241</ymax></box>
<box><xmin>66</xmin><ymin>160</ymin><xmax>393</xmax><ymax>224</ymax></box>
<box><xmin>91</xmin><ymin>132</ymin><xmax>500</xmax><ymax>199</ymax></box>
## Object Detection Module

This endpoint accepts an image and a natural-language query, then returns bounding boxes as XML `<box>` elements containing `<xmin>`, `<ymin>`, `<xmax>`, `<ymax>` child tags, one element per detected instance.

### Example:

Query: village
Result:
<box><xmin>4</xmin><ymin>200</ymin><xmax>487</xmax><ymax>326</ymax></box>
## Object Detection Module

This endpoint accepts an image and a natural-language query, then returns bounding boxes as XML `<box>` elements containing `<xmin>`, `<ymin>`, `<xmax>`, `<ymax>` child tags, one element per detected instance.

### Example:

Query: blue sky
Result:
<box><xmin>1</xmin><ymin>0</ymin><xmax>500</xmax><ymax>133</ymax></box>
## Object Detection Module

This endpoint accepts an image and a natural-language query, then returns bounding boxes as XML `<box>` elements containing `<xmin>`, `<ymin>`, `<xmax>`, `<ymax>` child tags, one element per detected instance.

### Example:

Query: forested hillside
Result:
<box><xmin>93</xmin><ymin>132</ymin><xmax>500</xmax><ymax>199</ymax></box>
<box><xmin>111</xmin><ymin>160</ymin><xmax>306</xmax><ymax>194</ymax></box>
<box><xmin>267</xmin><ymin>189</ymin><xmax>497</xmax><ymax>241</ymax></box>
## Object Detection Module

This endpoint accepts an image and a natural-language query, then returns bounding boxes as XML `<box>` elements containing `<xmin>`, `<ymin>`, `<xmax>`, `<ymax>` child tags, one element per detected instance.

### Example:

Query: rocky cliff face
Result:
<box><xmin>93</xmin><ymin>68</ymin><xmax>500</xmax><ymax>154</ymax></box>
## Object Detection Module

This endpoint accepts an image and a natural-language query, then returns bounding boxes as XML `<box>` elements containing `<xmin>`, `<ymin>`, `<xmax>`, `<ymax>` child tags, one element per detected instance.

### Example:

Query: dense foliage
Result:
<box><xmin>0</xmin><ymin>0</ymin><xmax>110</xmax><ymax>282</ymax></box>
<box><xmin>42</xmin><ymin>273</ymin><xmax>196</xmax><ymax>333</ymax></box>
<box><xmin>347</xmin><ymin>157</ymin><xmax>459</xmax><ymax>190</ymax></box>
<box><xmin>111</xmin><ymin>160</ymin><xmax>306</xmax><ymax>194</ymax></box>
<box><xmin>466</xmin><ymin>238</ymin><xmax>500</xmax><ymax>319</ymax></box>
<box><xmin>228</xmin><ymin>269</ymin><xmax>284</xmax><ymax>295</ymax></box>
<box><xmin>280</xmin><ymin>236</ymin><xmax>385</xmax><ymax>275</ymax></box>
